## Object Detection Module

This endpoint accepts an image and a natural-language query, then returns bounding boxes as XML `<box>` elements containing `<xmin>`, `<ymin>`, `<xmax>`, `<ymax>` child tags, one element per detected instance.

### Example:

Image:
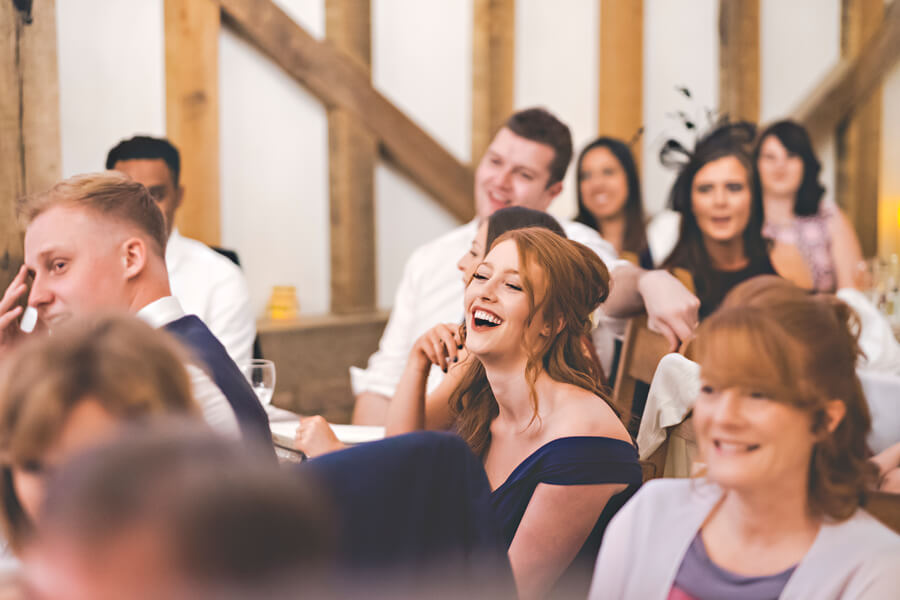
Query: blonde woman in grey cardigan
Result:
<box><xmin>591</xmin><ymin>276</ymin><xmax>900</xmax><ymax>599</ymax></box>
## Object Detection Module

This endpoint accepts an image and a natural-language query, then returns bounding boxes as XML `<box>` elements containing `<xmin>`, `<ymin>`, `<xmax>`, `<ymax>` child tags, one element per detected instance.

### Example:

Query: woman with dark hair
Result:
<box><xmin>576</xmin><ymin>137</ymin><xmax>652</xmax><ymax>267</ymax></box>
<box><xmin>755</xmin><ymin>120</ymin><xmax>863</xmax><ymax>291</ymax></box>
<box><xmin>456</xmin><ymin>206</ymin><xmax>567</xmax><ymax>286</ymax></box>
<box><xmin>591</xmin><ymin>277</ymin><xmax>900</xmax><ymax>599</ymax></box>
<box><xmin>660</xmin><ymin>121</ymin><xmax>810</xmax><ymax>319</ymax></box>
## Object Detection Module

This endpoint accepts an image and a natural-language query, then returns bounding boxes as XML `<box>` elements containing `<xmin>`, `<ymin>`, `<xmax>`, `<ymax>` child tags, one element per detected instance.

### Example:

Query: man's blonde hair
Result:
<box><xmin>17</xmin><ymin>172</ymin><xmax>167</xmax><ymax>256</ymax></box>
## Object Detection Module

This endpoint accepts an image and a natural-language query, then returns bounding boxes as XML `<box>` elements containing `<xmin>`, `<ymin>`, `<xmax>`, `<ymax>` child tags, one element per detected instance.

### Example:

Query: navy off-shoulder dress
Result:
<box><xmin>490</xmin><ymin>436</ymin><xmax>642</xmax><ymax>597</ymax></box>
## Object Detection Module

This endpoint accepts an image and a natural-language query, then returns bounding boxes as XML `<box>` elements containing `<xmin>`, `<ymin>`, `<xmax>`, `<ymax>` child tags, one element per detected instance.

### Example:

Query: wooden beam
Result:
<box><xmin>326</xmin><ymin>0</ymin><xmax>376</xmax><ymax>314</ymax></box>
<box><xmin>218</xmin><ymin>0</ymin><xmax>475</xmax><ymax>223</ymax></box>
<box><xmin>0</xmin><ymin>1</ymin><xmax>25</xmax><ymax>292</ymax></box>
<box><xmin>792</xmin><ymin>0</ymin><xmax>900</xmax><ymax>146</ymax></box>
<box><xmin>326</xmin><ymin>0</ymin><xmax>370</xmax><ymax>71</ymax></box>
<box><xmin>165</xmin><ymin>0</ymin><xmax>221</xmax><ymax>245</ymax></box>
<box><xmin>472</xmin><ymin>0</ymin><xmax>515</xmax><ymax>164</ymax></box>
<box><xmin>19</xmin><ymin>1</ymin><xmax>61</xmax><ymax>196</ymax></box>
<box><xmin>718</xmin><ymin>0</ymin><xmax>759</xmax><ymax>123</ymax></box>
<box><xmin>837</xmin><ymin>0</ymin><xmax>884</xmax><ymax>257</ymax></box>
<box><xmin>598</xmin><ymin>0</ymin><xmax>643</xmax><ymax>162</ymax></box>
<box><xmin>0</xmin><ymin>0</ymin><xmax>61</xmax><ymax>291</ymax></box>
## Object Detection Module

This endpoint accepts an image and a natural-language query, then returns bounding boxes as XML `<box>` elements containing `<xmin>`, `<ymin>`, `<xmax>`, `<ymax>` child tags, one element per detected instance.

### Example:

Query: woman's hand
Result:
<box><xmin>409</xmin><ymin>323</ymin><xmax>463</xmax><ymax>374</ymax></box>
<box><xmin>293</xmin><ymin>416</ymin><xmax>346</xmax><ymax>458</ymax></box>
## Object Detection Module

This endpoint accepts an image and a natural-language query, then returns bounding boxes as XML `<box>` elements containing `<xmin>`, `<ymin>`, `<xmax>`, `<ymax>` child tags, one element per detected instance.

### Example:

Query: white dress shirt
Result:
<box><xmin>350</xmin><ymin>219</ymin><xmax>620</xmax><ymax>398</ymax></box>
<box><xmin>166</xmin><ymin>228</ymin><xmax>256</xmax><ymax>366</ymax></box>
<box><xmin>137</xmin><ymin>296</ymin><xmax>241</xmax><ymax>437</ymax></box>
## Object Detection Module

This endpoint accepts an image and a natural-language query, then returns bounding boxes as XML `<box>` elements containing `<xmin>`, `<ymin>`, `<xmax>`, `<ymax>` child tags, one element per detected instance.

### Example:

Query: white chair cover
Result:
<box><xmin>637</xmin><ymin>353</ymin><xmax>699</xmax><ymax>470</ymax></box>
<box><xmin>858</xmin><ymin>369</ymin><xmax>900</xmax><ymax>454</ymax></box>
<box><xmin>837</xmin><ymin>288</ymin><xmax>900</xmax><ymax>375</ymax></box>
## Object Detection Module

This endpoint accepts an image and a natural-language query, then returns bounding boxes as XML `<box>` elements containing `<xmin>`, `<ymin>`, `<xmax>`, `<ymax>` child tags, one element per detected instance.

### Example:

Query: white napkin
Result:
<box><xmin>858</xmin><ymin>370</ymin><xmax>900</xmax><ymax>454</ymax></box>
<box><xmin>637</xmin><ymin>353</ymin><xmax>700</xmax><ymax>460</ymax></box>
<box><xmin>837</xmin><ymin>288</ymin><xmax>900</xmax><ymax>375</ymax></box>
<box><xmin>269</xmin><ymin>420</ymin><xmax>385</xmax><ymax>447</ymax></box>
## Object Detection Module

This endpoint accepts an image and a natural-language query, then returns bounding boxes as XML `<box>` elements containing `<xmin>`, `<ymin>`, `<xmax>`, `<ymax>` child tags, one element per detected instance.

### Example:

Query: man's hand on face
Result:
<box><xmin>0</xmin><ymin>265</ymin><xmax>30</xmax><ymax>358</ymax></box>
<box><xmin>637</xmin><ymin>270</ymin><xmax>701</xmax><ymax>351</ymax></box>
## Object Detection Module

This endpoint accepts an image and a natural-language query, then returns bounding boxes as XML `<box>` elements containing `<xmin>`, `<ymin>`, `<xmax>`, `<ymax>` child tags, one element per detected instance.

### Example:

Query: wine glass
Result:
<box><xmin>241</xmin><ymin>359</ymin><xmax>276</xmax><ymax>406</ymax></box>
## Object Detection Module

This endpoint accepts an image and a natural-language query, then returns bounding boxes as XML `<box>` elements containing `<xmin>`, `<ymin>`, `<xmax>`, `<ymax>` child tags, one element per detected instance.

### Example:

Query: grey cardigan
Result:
<box><xmin>590</xmin><ymin>479</ymin><xmax>900</xmax><ymax>599</ymax></box>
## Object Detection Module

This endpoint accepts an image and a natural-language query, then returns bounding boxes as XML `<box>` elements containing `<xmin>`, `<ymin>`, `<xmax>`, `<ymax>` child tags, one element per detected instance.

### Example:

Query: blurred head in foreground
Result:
<box><xmin>694</xmin><ymin>276</ymin><xmax>875</xmax><ymax>519</ymax></box>
<box><xmin>0</xmin><ymin>314</ymin><xmax>198</xmax><ymax>553</ymax></box>
<box><xmin>25</xmin><ymin>424</ymin><xmax>334</xmax><ymax>600</ymax></box>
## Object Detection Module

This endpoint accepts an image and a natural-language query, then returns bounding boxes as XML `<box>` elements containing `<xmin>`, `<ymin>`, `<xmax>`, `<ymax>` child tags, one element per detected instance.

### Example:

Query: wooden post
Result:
<box><xmin>838</xmin><ymin>0</ymin><xmax>884</xmax><ymax>257</ymax></box>
<box><xmin>165</xmin><ymin>0</ymin><xmax>221</xmax><ymax>245</ymax></box>
<box><xmin>326</xmin><ymin>0</ymin><xmax>376</xmax><ymax>314</ymax></box>
<box><xmin>718</xmin><ymin>0</ymin><xmax>759</xmax><ymax>124</ymax></box>
<box><xmin>0</xmin><ymin>0</ymin><xmax>61</xmax><ymax>290</ymax></box>
<box><xmin>472</xmin><ymin>0</ymin><xmax>515</xmax><ymax>164</ymax></box>
<box><xmin>598</xmin><ymin>0</ymin><xmax>643</xmax><ymax>162</ymax></box>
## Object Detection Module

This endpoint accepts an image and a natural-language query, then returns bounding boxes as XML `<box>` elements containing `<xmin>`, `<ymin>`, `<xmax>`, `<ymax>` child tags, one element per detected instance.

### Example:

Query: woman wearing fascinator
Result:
<box><xmin>658</xmin><ymin>120</ymin><xmax>812</xmax><ymax>319</ymax></box>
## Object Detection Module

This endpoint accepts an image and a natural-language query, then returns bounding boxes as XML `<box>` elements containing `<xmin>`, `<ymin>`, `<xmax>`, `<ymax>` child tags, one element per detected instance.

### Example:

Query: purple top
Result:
<box><xmin>668</xmin><ymin>532</ymin><xmax>796</xmax><ymax>600</ymax></box>
<box><xmin>762</xmin><ymin>203</ymin><xmax>837</xmax><ymax>292</ymax></box>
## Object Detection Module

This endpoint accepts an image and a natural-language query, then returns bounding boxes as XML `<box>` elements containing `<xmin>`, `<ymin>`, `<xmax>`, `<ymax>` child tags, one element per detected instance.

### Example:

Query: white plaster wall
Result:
<box><xmin>56</xmin><ymin>0</ymin><xmax>470</xmax><ymax>317</ymax></box>
<box><xmin>54</xmin><ymin>0</ymin><xmax>898</xmax><ymax>314</ymax></box>
<box><xmin>760</xmin><ymin>0</ymin><xmax>841</xmax><ymax>204</ymax></box>
<box><xmin>57</xmin><ymin>0</ymin><xmax>165</xmax><ymax>177</ymax></box>
<box><xmin>219</xmin><ymin>0</ymin><xmax>331</xmax><ymax>317</ymax></box>
<box><xmin>641</xmin><ymin>0</ymin><xmax>719</xmax><ymax>216</ymax></box>
<box><xmin>372</xmin><ymin>0</ymin><xmax>472</xmax><ymax>309</ymax></box>
<box><xmin>514</xmin><ymin>0</ymin><xmax>598</xmax><ymax>222</ymax></box>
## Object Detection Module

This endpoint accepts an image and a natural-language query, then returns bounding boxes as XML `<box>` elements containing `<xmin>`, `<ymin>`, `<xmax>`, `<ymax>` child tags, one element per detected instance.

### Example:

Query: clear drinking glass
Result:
<box><xmin>241</xmin><ymin>359</ymin><xmax>276</xmax><ymax>406</ymax></box>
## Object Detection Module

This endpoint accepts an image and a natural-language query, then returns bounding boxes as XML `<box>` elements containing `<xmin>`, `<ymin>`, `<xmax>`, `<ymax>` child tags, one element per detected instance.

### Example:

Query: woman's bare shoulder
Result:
<box><xmin>547</xmin><ymin>383</ymin><xmax>631</xmax><ymax>443</ymax></box>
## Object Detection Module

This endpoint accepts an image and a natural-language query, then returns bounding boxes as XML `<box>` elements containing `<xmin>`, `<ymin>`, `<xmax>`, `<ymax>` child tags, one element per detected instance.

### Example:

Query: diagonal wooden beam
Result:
<box><xmin>791</xmin><ymin>0</ymin><xmax>900</xmax><ymax>146</ymax></box>
<box><xmin>217</xmin><ymin>0</ymin><xmax>475</xmax><ymax>222</ymax></box>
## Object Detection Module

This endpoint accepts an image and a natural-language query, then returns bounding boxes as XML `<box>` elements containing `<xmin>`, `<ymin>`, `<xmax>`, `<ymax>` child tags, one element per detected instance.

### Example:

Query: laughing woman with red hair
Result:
<box><xmin>387</xmin><ymin>228</ymin><xmax>641</xmax><ymax>599</ymax></box>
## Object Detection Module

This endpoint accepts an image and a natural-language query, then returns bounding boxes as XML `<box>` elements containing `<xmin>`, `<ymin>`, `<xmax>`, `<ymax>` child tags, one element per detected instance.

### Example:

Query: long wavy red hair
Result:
<box><xmin>449</xmin><ymin>228</ymin><xmax>613</xmax><ymax>457</ymax></box>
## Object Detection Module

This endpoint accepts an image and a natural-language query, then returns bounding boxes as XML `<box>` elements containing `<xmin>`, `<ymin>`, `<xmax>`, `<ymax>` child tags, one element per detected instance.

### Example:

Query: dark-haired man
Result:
<box><xmin>106</xmin><ymin>136</ymin><xmax>255</xmax><ymax>365</ymax></box>
<box><xmin>351</xmin><ymin>108</ymin><xmax>699</xmax><ymax>424</ymax></box>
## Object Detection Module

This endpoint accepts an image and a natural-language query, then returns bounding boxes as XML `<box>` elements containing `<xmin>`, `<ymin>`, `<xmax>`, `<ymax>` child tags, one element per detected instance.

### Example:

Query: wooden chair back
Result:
<box><xmin>611</xmin><ymin>314</ymin><xmax>671</xmax><ymax>428</ymax></box>
<box><xmin>610</xmin><ymin>268</ymin><xmax>695</xmax><ymax>426</ymax></box>
<box><xmin>642</xmin><ymin>415</ymin><xmax>696</xmax><ymax>481</ymax></box>
<box><xmin>866</xmin><ymin>491</ymin><xmax>900</xmax><ymax>534</ymax></box>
